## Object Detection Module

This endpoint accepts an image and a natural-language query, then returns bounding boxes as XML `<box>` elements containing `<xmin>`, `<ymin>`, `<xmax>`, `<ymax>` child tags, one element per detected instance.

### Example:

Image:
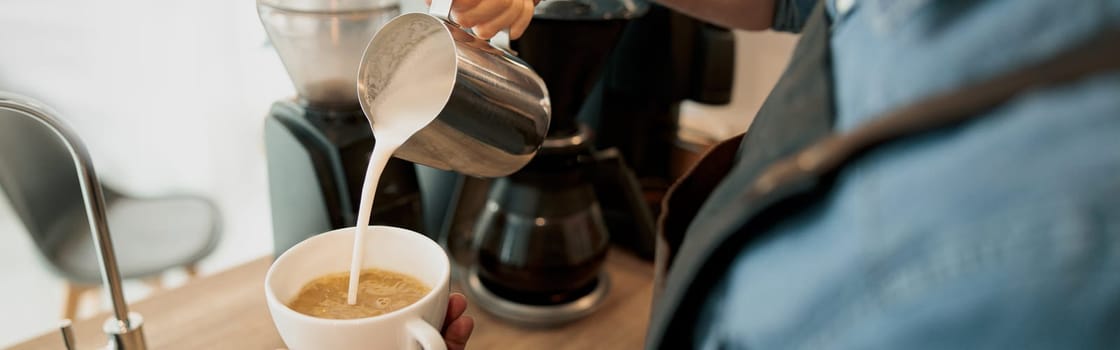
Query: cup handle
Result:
<box><xmin>407</xmin><ymin>318</ymin><xmax>447</xmax><ymax>350</ymax></box>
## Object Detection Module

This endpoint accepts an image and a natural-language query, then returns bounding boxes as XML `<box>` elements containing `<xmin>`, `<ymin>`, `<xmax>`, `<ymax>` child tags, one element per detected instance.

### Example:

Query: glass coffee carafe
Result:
<box><xmin>445</xmin><ymin>0</ymin><xmax>653</xmax><ymax>327</ymax></box>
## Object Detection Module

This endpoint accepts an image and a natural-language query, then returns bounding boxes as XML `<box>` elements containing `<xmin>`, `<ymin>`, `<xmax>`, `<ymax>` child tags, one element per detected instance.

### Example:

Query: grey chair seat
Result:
<box><xmin>51</xmin><ymin>196</ymin><xmax>220</xmax><ymax>285</ymax></box>
<box><xmin>2</xmin><ymin>92</ymin><xmax>224</xmax><ymax>323</ymax></box>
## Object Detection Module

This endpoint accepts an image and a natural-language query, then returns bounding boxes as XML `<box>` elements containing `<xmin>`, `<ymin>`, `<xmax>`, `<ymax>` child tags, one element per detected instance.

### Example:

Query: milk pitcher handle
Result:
<box><xmin>429</xmin><ymin>0</ymin><xmax>514</xmax><ymax>52</ymax></box>
<box><xmin>429</xmin><ymin>0</ymin><xmax>453</xmax><ymax>21</ymax></box>
<box><xmin>491</xmin><ymin>30</ymin><xmax>513</xmax><ymax>53</ymax></box>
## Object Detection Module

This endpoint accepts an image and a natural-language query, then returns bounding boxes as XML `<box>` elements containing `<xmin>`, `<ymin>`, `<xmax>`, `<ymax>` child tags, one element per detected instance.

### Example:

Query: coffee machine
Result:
<box><xmin>441</xmin><ymin>0</ymin><xmax>736</xmax><ymax>326</ymax></box>
<box><xmin>584</xmin><ymin>4</ymin><xmax>737</xmax><ymax>221</ymax></box>
<box><xmin>442</xmin><ymin>0</ymin><xmax>654</xmax><ymax>326</ymax></box>
<box><xmin>258</xmin><ymin>0</ymin><xmax>425</xmax><ymax>256</ymax></box>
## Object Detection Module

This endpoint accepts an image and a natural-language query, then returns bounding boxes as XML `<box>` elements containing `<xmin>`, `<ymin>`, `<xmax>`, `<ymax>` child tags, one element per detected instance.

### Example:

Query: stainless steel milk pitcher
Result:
<box><xmin>357</xmin><ymin>0</ymin><xmax>551</xmax><ymax>178</ymax></box>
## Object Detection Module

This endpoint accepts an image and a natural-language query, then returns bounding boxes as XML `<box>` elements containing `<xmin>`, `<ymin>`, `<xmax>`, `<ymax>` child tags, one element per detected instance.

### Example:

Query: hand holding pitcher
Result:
<box><xmin>424</xmin><ymin>0</ymin><xmax>540</xmax><ymax>39</ymax></box>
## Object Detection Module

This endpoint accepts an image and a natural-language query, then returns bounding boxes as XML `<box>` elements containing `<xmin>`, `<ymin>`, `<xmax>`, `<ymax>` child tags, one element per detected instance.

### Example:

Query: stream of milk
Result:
<box><xmin>347</xmin><ymin>33</ymin><xmax>455</xmax><ymax>304</ymax></box>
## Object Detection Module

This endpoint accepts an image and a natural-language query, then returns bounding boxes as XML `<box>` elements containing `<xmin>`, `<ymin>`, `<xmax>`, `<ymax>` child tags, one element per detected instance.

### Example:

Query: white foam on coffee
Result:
<box><xmin>348</xmin><ymin>32</ymin><xmax>456</xmax><ymax>305</ymax></box>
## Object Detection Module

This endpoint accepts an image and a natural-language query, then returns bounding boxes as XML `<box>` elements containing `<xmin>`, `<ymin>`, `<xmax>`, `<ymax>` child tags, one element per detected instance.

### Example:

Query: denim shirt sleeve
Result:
<box><xmin>772</xmin><ymin>0</ymin><xmax>821</xmax><ymax>32</ymax></box>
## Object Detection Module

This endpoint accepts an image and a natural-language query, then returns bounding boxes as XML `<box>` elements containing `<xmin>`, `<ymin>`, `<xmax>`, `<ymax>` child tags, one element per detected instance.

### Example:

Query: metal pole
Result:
<box><xmin>0</xmin><ymin>93</ymin><xmax>147</xmax><ymax>349</ymax></box>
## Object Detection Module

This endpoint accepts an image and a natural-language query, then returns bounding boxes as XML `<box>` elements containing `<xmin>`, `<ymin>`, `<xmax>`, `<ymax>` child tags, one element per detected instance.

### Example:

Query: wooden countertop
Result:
<box><xmin>12</xmin><ymin>248</ymin><xmax>654</xmax><ymax>350</ymax></box>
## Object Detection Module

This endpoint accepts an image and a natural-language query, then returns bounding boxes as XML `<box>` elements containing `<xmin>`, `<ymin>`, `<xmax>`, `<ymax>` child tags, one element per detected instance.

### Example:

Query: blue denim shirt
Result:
<box><xmin>695</xmin><ymin>0</ymin><xmax>1120</xmax><ymax>348</ymax></box>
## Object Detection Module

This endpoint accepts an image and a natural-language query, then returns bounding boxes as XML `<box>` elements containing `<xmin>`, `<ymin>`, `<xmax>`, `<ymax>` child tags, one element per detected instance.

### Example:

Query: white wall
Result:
<box><xmin>0</xmin><ymin>0</ymin><xmax>292</xmax><ymax>269</ymax></box>
<box><xmin>680</xmin><ymin>30</ymin><xmax>798</xmax><ymax>143</ymax></box>
<box><xmin>0</xmin><ymin>0</ymin><xmax>291</xmax><ymax>345</ymax></box>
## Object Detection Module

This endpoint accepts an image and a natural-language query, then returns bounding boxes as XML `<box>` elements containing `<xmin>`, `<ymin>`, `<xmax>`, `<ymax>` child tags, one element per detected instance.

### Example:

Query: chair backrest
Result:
<box><xmin>0</xmin><ymin>105</ymin><xmax>89</xmax><ymax>260</ymax></box>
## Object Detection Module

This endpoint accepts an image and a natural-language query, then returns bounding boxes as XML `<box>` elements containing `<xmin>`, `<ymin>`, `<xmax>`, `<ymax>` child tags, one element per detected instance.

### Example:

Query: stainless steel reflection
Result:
<box><xmin>0</xmin><ymin>93</ymin><xmax>147</xmax><ymax>350</ymax></box>
<box><xmin>357</xmin><ymin>9</ymin><xmax>551</xmax><ymax>178</ymax></box>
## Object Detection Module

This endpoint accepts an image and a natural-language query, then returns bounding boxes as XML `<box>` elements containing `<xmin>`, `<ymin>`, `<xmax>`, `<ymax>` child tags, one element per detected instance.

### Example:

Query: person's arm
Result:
<box><xmin>653</xmin><ymin>0</ymin><xmax>777</xmax><ymax>31</ymax></box>
<box><xmin>654</xmin><ymin>0</ymin><xmax>820</xmax><ymax>33</ymax></box>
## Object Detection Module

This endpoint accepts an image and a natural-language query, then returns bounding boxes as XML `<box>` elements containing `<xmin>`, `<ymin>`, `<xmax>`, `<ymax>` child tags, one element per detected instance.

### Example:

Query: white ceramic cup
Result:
<box><xmin>265</xmin><ymin>226</ymin><xmax>450</xmax><ymax>350</ymax></box>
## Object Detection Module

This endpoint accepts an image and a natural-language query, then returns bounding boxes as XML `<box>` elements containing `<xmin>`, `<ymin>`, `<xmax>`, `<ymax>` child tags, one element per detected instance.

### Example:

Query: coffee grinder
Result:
<box><xmin>444</xmin><ymin>0</ymin><xmax>655</xmax><ymax>326</ymax></box>
<box><xmin>258</xmin><ymin>0</ymin><xmax>424</xmax><ymax>256</ymax></box>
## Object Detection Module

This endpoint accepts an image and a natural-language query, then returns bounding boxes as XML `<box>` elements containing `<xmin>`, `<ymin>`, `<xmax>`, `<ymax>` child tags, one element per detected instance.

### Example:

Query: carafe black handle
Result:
<box><xmin>590</xmin><ymin>148</ymin><xmax>657</xmax><ymax>259</ymax></box>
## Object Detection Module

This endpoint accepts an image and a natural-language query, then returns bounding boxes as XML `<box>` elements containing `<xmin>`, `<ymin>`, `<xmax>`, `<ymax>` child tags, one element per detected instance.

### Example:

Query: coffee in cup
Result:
<box><xmin>288</xmin><ymin>268</ymin><xmax>430</xmax><ymax>319</ymax></box>
<box><xmin>266</xmin><ymin>225</ymin><xmax>450</xmax><ymax>350</ymax></box>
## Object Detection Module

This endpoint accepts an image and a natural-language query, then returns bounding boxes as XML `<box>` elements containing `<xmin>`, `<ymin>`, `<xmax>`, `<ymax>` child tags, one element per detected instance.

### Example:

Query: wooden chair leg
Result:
<box><xmin>62</xmin><ymin>283</ymin><xmax>94</xmax><ymax>320</ymax></box>
<box><xmin>185</xmin><ymin>263</ymin><xmax>199</xmax><ymax>279</ymax></box>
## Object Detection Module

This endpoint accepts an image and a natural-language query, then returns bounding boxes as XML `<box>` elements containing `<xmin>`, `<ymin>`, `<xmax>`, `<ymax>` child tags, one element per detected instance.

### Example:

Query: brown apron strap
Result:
<box><xmin>654</xmin><ymin>132</ymin><xmax>743</xmax><ymax>290</ymax></box>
